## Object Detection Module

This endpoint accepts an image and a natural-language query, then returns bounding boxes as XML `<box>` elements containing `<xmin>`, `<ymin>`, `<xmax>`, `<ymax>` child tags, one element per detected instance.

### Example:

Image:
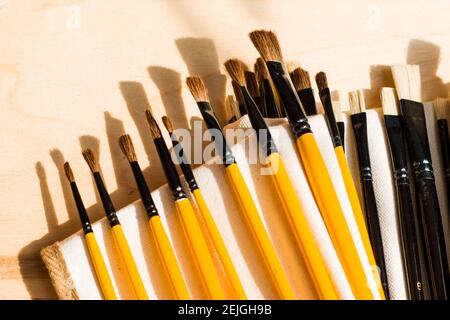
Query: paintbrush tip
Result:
<box><xmin>381</xmin><ymin>87</ymin><xmax>399</xmax><ymax>116</ymax></box>
<box><xmin>245</xmin><ymin>71</ymin><xmax>260</xmax><ymax>98</ymax></box>
<box><xmin>224</xmin><ymin>59</ymin><xmax>246</xmax><ymax>86</ymax></box>
<box><xmin>391</xmin><ymin>64</ymin><xmax>421</xmax><ymax>101</ymax></box>
<box><xmin>63</xmin><ymin>162</ymin><xmax>74</xmax><ymax>182</ymax></box>
<box><xmin>82</xmin><ymin>148</ymin><xmax>99</xmax><ymax>173</ymax></box>
<box><xmin>315</xmin><ymin>71</ymin><xmax>328</xmax><ymax>92</ymax></box>
<box><xmin>433</xmin><ymin>97</ymin><xmax>449</xmax><ymax>120</ymax></box>
<box><xmin>119</xmin><ymin>134</ymin><xmax>137</xmax><ymax>163</ymax></box>
<box><xmin>162</xmin><ymin>116</ymin><xmax>174</xmax><ymax>134</ymax></box>
<box><xmin>145</xmin><ymin>109</ymin><xmax>162</xmax><ymax>139</ymax></box>
<box><xmin>255</xmin><ymin>57</ymin><xmax>269</xmax><ymax>81</ymax></box>
<box><xmin>186</xmin><ymin>76</ymin><xmax>209</xmax><ymax>103</ymax></box>
<box><xmin>291</xmin><ymin>67</ymin><xmax>311</xmax><ymax>91</ymax></box>
<box><xmin>249</xmin><ymin>30</ymin><xmax>283</xmax><ymax>62</ymax></box>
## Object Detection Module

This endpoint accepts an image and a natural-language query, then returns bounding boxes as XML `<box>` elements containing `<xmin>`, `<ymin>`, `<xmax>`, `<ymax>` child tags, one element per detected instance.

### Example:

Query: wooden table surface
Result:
<box><xmin>0</xmin><ymin>0</ymin><xmax>449</xmax><ymax>299</ymax></box>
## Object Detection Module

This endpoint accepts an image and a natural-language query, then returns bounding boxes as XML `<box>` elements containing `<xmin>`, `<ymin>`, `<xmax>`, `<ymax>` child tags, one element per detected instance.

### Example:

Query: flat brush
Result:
<box><xmin>245</xmin><ymin>70</ymin><xmax>264</xmax><ymax>116</ymax></box>
<box><xmin>392</xmin><ymin>64</ymin><xmax>449</xmax><ymax>300</ymax></box>
<box><xmin>433</xmin><ymin>98</ymin><xmax>450</xmax><ymax>207</ymax></box>
<box><xmin>249</xmin><ymin>29</ymin><xmax>375</xmax><ymax>300</ymax></box>
<box><xmin>349</xmin><ymin>90</ymin><xmax>390</xmax><ymax>299</ymax></box>
<box><xmin>255</xmin><ymin>57</ymin><xmax>280</xmax><ymax>118</ymax></box>
<box><xmin>145</xmin><ymin>110</ymin><xmax>225</xmax><ymax>300</ymax></box>
<box><xmin>161</xmin><ymin>116</ymin><xmax>246</xmax><ymax>300</ymax></box>
<box><xmin>82</xmin><ymin>149</ymin><xmax>148</xmax><ymax>300</ymax></box>
<box><xmin>63</xmin><ymin>162</ymin><xmax>117</xmax><ymax>300</ymax></box>
<box><xmin>382</xmin><ymin>88</ymin><xmax>424</xmax><ymax>300</ymax></box>
<box><xmin>290</xmin><ymin>67</ymin><xmax>317</xmax><ymax>116</ymax></box>
<box><xmin>316</xmin><ymin>72</ymin><xmax>384</xmax><ymax>299</ymax></box>
<box><xmin>225</xmin><ymin>58</ymin><xmax>339</xmax><ymax>299</ymax></box>
<box><xmin>186</xmin><ymin>76</ymin><xmax>295</xmax><ymax>299</ymax></box>
<box><xmin>118</xmin><ymin>134</ymin><xmax>189</xmax><ymax>300</ymax></box>
<box><xmin>232</xmin><ymin>80</ymin><xmax>247</xmax><ymax>117</ymax></box>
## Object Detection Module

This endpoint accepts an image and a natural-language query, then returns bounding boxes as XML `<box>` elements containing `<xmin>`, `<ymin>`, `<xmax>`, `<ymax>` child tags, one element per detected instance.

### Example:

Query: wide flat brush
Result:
<box><xmin>118</xmin><ymin>134</ymin><xmax>190</xmax><ymax>300</ymax></box>
<box><xmin>186</xmin><ymin>76</ymin><xmax>295</xmax><ymax>299</ymax></box>
<box><xmin>433</xmin><ymin>98</ymin><xmax>450</xmax><ymax>207</ymax></box>
<box><xmin>290</xmin><ymin>67</ymin><xmax>317</xmax><ymax>116</ymax></box>
<box><xmin>316</xmin><ymin>72</ymin><xmax>384</xmax><ymax>299</ymax></box>
<box><xmin>249</xmin><ymin>30</ymin><xmax>374</xmax><ymax>299</ymax></box>
<box><xmin>162</xmin><ymin>116</ymin><xmax>246</xmax><ymax>300</ymax></box>
<box><xmin>225</xmin><ymin>59</ymin><xmax>339</xmax><ymax>299</ymax></box>
<box><xmin>63</xmin><ymin>162</ymin><xmax>117</xmax><ymax>300</ymax></box>
<box><xmin>392</xmin><ymin>64</ymin><xmax>449</xmax><ymax>300</ymax></box>
<box><xmin>382</xmin><ymin>88</ymin><xmax>424</xmax><ymax>300</ymax></box>
<box><xmin>145</xmin><ymin>110</ymin><xmax>225</xmax><ymax>300</ymax></box>
<box><xmin>255</xmin><ymin>57</ymin><xmax>280</xmax><ymax>118</ymax></box>
<box><xmin>82</xmin><ymin>149</ymin><xmax>148</xmax><ymax>300</ymax></box>
<box><xmin>349</xmin><ymin>90</ymin><xmax>390</xmax><ymax>299</ymax></box>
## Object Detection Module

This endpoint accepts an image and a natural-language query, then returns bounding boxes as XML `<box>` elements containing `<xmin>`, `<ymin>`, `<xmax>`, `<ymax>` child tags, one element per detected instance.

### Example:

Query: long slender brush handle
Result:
<box><xmin>148</xmin><ymin>215</ymin><xmax>190</xmax><ymax>300</ymax></box>
<box><xmin>84</xmin><ymin>232</ymin><xmax>117</xmax><ymax>300</ymax></box>
<box><xmin>437</xmin><ymin>120</ymin><xmax>450</xmax><ymax>204</ymax></box>
<box><xmin>111</xmin><ymin>225</ymin><xmax>148</xmax><ymax>300</ymax></box>
<box><xmin>395</xmin><ymin>181</ymin><xmax>424</xmax><ymax>300</ymax></box>
<box><xmin>192</xmin><ymin>188</ymin><xmax>247</xmax><ymax>300</ymax></box>
<box><xmin>175</xmin><ymin>198</ymin><xmax>225</xmax><ymax>300</ymax></box>
<box><xmin>334</xmin><ymin>146</ymin><xmax>385</xmax><ymax>299</ymax></box>
<box><xmin>266</xmin><ymin>152</ymin><xmax>338</xmax><ymax>300</ymax></box>
<box><xmin>296</xmin><ymin>133</ymin><xmax>374</xmax><ymax>299</ymax></box>
<box><xmin>225</xmin><ymin>163</ymin><xmax>295</xmax><ymax>299</ymax></box>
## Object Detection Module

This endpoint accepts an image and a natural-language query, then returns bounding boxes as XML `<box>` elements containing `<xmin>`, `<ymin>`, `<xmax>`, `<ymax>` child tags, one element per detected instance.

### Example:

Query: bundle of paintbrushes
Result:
<box><xmin>41</xmin><ymin>30</ymin><xmax>450</xmax><ymax>301</ymax></box>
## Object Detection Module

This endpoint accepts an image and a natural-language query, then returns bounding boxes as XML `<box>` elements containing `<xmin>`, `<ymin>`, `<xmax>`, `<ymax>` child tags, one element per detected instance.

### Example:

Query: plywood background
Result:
<box><xmin>0</xmin><ymin>0</ymin><xmax>449</xmax><ymax>299</ymax></box>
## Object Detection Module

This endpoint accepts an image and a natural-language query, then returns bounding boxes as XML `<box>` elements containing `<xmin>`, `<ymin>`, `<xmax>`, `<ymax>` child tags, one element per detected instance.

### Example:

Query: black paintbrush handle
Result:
<box><xmin>395</xmin><ymin>178</ymin><xmax>424</xmax><ymax>300</ymax></box>
<box><xmin>337</xmin><ymin>122</ymin><xmax>345</xmax><ymax>151</ymax></box>
<box><xmin>437</xmin><ymin>119</ymin><xmax>450</xmax><ymax>204</ymax></box>
<box><xmin>261</xmin><ymin>79</ymin><xmax>278</xmax><ymax>118</ymax></box>
<box><xmin>415</xmin><ymin>172</ymin><xmax>449</xmax><ymax>300</ymax></box>
<box><xmin>360</xmin><ymin>174</ymin><xmax>390</xmax><ymax>299</ymax></box>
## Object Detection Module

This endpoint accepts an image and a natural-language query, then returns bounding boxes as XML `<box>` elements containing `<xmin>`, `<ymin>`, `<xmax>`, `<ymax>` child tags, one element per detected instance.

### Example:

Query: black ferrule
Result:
<box><xmin>170</xmin><ymin>138</ymin><xmax>198</xmax><ymax>191</ymax></box>
<box><xmin>153</xmin><ymin>137</ymin><xmax>187</xmax><ymax>200</ymax></box>
<box><xmin>350</xmin><ymin>113</ymin><xmax>371</xmax><ymax>178</ymax></box>
<box><xmin>297</xmin><ymin>88</ymin><xmax>317</xmax><ymax>116</ymax></box>
<box><xmin>253</xmin><ymin>96</ymin><xmax>264</xmax><ymax>116</ymax></box>
<box><xmin>337</xmin><ymin>122</ymin><xmax>345</xmax><ymax>151</ymax></box>
<box><xmin>70</xmin><ymin>182</ymin><xmax>93</xmax><ymax>234</ymax></box>
<box><xmin>437</xmin><ymin>119</ymin><xmax>450</xmax><ymax>181</ymax></box>
<box><xmin>384</xmin><ymin>115</ymin><xmax>409</xmax><ymax>174</ymax></box>
<box><xmin>129</xmin><ymin>161</ymin><xmax>159</xmax><ymax>218</ymax></box>
<box><xmin>262</xmin><ymin>79</ymin><xmax>279</xmax><ymax>118</ymax></box>
<box><xmin>266</xmin><ymin>61</ymin><xmax>311</xmax><ymax>138</ymax></box>
<box><xmin>238</xmin><ymin>102</ymin><xmax>247</xmax><ymax>116</ymax></box>
<box><xmin>319</xmin><ymin>88</ymin><xmax>342</xmax><ymax>148</ymax></box>
<box><xmin>196</xmin><ymin>101</ymin><xmax>236</xmax><ymax>167</ymax></box>
<box><xmin>93</xmin><ymin>172</ymin><xmax>120</xmax><ymax>227</ymax></box>
<box><xmin>241</xmin><ymin>87</ymin><xmax>278</xmax><ymax>157</ymax></box>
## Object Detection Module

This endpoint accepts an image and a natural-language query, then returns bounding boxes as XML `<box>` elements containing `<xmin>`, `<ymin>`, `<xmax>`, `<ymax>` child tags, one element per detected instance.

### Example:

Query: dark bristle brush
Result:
<box><xmin>382</xmin><ymin>87</ymin><xmax>424</xmax><ymax>300</ymax></box>
<box><xmin>433</xmin><ymin>98</ymin><xmax>450</xmax><ymax>207</ymax></box>
<box><xmin>290</xmin><ymin>67</ymin><xmax>317</xmax><ymax>116</ymax></box>
<box><xmin>255</xmin><ymin>57</ymin><xmax>280</xmax><ymax>118</ymax></box>
<box><xmin>244</xmin><ymin>70</ymin><xmax>264</xmax><ymax>116</ymax></box>
<box><xmin>231</xmin><ymin>80</ymin><xmax>247</xmax><ymax>117</ymax></box>
<box><xmin>349</xmin><ymin>90</ymin><xmax>390</xmax><ymax>299</ymax></box>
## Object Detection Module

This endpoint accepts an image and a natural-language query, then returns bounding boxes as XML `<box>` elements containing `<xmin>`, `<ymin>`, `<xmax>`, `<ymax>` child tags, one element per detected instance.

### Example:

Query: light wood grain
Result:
<box><xmin>0</xmin><ymin>0</ymin><xmax>449</xmax><ymax>299</ymax></box>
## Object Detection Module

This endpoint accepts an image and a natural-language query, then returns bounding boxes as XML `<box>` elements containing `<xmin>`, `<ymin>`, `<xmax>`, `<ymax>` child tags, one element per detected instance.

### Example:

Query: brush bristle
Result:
<box><xmin>408</xmin><ymin>64</ymin><xmax>421</xmax><ymax>102</ymax></box>
<box><xmin>315</xmin><ymin>72</ymin><xmax>329</xmax><ymax>92</ymax></box>
<box><xmin>225</xmin><ymin>95</ymin><xmax>238</xmax><ymax>120</ymax></box>
<box><xmin>332</xmin><ymin>101</ymin><xmax>343</xmax><ymax>122</ymax></box>
<box><xmin>291</xmin><ymin>67</ymin><xmax>311</xmax><ymax>91</ymax></box>
<box><xmin>145</xmin><ymin>110</ymin><xmax>162</xmax><ymax>139</ymax></box>
<box><xmin>162</xmin><ymin>116</ymin><xmax>174</xmax><ymax>133</ymax></box>
<box><xmin>381</xmin><ymin>87</ymin><xmax>399</xmax><ymax>116</ymax></box>
<box><xmin>232</xmin><ymin>80</ymin><xmax>245</xmax><ymax>105</ymax></box>
<box><xmin>119</xmin><ymin>134</ymin><xmax>137</xmax><ymax>162</ymax></box>
<box><xmin>433</xmin><ymin>97</ymin><xmax>449</xmax><ymax>120</ymax></box>
<box><xmin>357</xmin><ymin>89</ymin><xmax>366</xmax><ymax>111</ymax></box>
<box><xmin>82</xmin><ymin>148</ymin><xmax>99</xmax><ymax>173</ymax></box>
<box><xmin>245</xmin><ymin>71</ymin><xmax>260</xmax><ymax>97</ymax></box>
<box><xmin>348</xmin><ymin>91</ymin><xmax>360</xmax><ymax>115</ymax></box>
<box><xmin>64</xmin><ymin>162</ymin><xmax>74</xmax><ymax>182</ymax></box>
<box><xmin>249</xmin><ymin>30</ymin><xmax>283</xmax><ymax>62</ymax></box>
<box><xmin>255</xmin><ymin>57</ymin><xmax>269</xmax><ymax>81</ymax></box>
<box><xmin>186</xmin><ymin>76</ymin><xmax>209</xmax><ymax>102</ymax></box>
<box><xmin>224</xmin><ymin>59</ymin><xmax>246</xmax><ymax>86</ymax></box>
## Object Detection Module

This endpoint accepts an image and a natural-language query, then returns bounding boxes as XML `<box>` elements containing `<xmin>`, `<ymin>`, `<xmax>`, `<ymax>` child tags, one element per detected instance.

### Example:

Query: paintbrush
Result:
<box><xmin>145</xmin><ymin>110</ymin><xmax>226</xmax><ymax>300</ymax></box>
<box><xmin>433</xmin><ymin>98</ymin><xmax>450</xmax><ymax>206</ymax></box>
<box><xmin>381</xmin><ymin>88</ymin><xmax>424</xmax><ymax>300</ymax></box>
<box><xmin>186</xmin><ymin>76</ymin><xmax>295</xmax><ymax>299</ymax></box>
<box><xmin>63</xmin><ymin>162</ymin><xmax>117</xmax><ymax>300</ymax></box>
<box><xmin>118</xmin><ymin>134</ymin><xmax>190</xmax><ymax>300</ymax></box>
<box><xmin>290</xmin><ymin>67</ymin><xmax>317</xmax><ymax>116</ymax></box>
<box><xmin>225</xmin><ymin>58</ymin><xmax>339</xmax><ymax>299</ymax></box>
<box><xmin>255</xmin><ymin>57</ymin><xmax>280</xmax><ymax>118</ymax></box>
<box><xmin>245</xmin><ymin>70</ymin><xmax>264</xmax><ymax>116</ymax></box>
<box><xmin>225</xmin><ymin>95</ymin><xmax>238</xmax><ymax>124</ymax></box>
<box><xmin>82</xmin><ymin>148</ymin><xmax>148</xmax><ymax>300</ymax></box>
<box><xmin>332</xmin><ymin>101</ymin><xmax>346</xmax><ymax>151</ymax></box>
<box><xmin>348</xmin><ymin>89</ymin><xmax>390</xmax><ymax>299</ymax></box>
<box><xmin>232</xmin><ymin>80</ymin><xmax>247</xmax><ymax>117</ymax></box>
<box><xmin>249</xmin><ymin>30</ymin><xmax>375</xmax><ymax>299</ymax></box>
<box><xmin>316</xmin><ymin>71</ymin><xmax>385</xmax><ymax>299</ymax></box>
<box><xmin>161</xmin><ymin>116</ymin><xmax>246</xmax><ymax>300</ymax></box>
<box><xmin>391</xmin><ymin>64</ymin><xmax>449</xmax><ymax>300</ymax></box>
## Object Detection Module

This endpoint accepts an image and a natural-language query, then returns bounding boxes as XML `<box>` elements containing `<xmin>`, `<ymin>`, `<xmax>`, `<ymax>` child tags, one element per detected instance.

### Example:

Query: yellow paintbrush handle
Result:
<box><xmin>192</xmin><ymin>188</ymin><xmax>247</xmax><ymax>300</ymax></box>
<box><xmin>84</xmin><ymin>232</ymin><xmax>117</xmax><ymax>300</ymax></box>
<box><xmin>266</xmin><ymin>152</ymin><xmax>339</xmax><ymax>300</ymax></box>
<box><xmin>334</xmin><ymin>146</ymin><xmax>385</xmax><ymax>299</ymax></box>
<box><xmin>111</xmin><ymin>224</ymin><xmax>149</xmax><ymax>300</ymax></box>
<box><xmin>296</xmin><ymin>133</ymin><xmax>374</xmax><ymax>299</ymax></box>
<box><xmin>175</xmin><ymin>198</ymin><xmax>225</xmax><ymax>300</ymax></box>
<box><xmin>225</xmin><ymin>163</ymin><xmax>295</xmax><ymax>300</ymax></box>
<box><xmin>148</xmin><ymin>215</ymin><xmax>190</xmax><ymax>300</ymax></box>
